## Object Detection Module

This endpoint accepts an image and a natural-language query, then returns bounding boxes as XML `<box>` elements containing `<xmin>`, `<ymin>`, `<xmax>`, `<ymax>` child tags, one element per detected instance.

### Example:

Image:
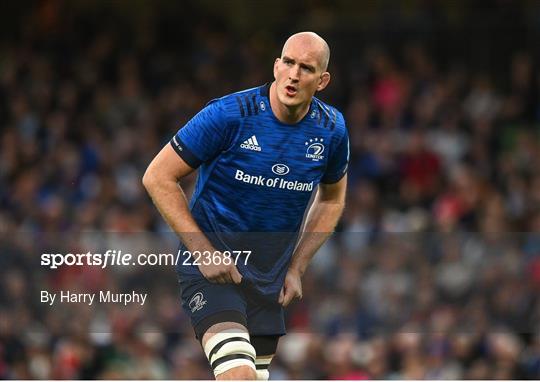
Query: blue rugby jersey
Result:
<box><xmin>170</xmin><ymin>83</ymin><xmax>349</xmax><ymax>299</ymax></box>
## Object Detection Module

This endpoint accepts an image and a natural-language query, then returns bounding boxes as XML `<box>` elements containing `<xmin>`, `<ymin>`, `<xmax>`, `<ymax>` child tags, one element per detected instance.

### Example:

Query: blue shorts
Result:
<box><xmin>179</xmin><ymin>276</ymin><xmax>286</xmax><ymax>339</ymax></box>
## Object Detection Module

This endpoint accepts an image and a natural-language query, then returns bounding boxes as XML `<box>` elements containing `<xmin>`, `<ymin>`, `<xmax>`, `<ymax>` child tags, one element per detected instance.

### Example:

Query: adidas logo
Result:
<box><xmin>240</xmin><ymin>135</ymin><xmax>262</xmax><ymax>152</ymax></box>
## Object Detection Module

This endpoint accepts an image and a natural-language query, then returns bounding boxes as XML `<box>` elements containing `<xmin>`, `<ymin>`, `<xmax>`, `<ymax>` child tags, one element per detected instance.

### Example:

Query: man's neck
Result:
<box><xmin>269</xmin><ymin>82</ymin><xmax>310</xmax><ymax>124</ymax></box>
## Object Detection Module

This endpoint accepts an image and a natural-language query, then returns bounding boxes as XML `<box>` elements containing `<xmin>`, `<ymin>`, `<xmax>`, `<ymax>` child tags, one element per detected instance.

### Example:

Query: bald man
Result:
<box><xmin>143</xmin><ymin>32</ymin><xmax>349</xmax><ymax>380</ymax></box>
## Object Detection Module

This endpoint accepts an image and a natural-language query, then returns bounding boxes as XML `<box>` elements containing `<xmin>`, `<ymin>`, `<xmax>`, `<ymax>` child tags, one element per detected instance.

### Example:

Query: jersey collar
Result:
<box><xmin>259</xmin><ymin>82</ymin><xmax>316</xmax><ymax>124</ymax></box>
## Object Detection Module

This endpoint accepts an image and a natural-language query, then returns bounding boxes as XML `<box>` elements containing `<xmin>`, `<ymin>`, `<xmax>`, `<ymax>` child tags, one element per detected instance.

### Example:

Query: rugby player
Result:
<box><xmin>143</xmin><ymin>31</ymin><xmax>349</xmax><ymax>380</ymax></box>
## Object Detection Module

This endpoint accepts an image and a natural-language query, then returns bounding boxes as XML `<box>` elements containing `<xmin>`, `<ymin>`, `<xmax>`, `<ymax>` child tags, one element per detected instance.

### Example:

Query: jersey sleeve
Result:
<box><xmin>321</xmin><ymin>123</ymin><xmax>350</xmax><ymax>184</ymax></box>
<box><xmin>169</xmin><ymin>99</ymin><xmax>230</xmax><ymax>168</ymax></box>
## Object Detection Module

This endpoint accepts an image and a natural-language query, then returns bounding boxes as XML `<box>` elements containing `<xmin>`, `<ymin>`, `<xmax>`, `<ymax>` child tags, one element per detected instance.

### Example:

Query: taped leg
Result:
<box><xmin>198</xmin><ymin>313</ymin><xmax>256</xmax><ymax>380</ymax></box>
<box><xmin>251</xmin><ymin>335</ymin><xmax>280</xmax><ymax>380</ymax></box>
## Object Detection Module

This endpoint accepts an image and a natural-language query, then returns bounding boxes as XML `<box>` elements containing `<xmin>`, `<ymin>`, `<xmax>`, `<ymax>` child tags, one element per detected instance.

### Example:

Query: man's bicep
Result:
<box><xmin>321</xmin><ymin>127</ymin><xmax>349</xmax><ymax>184</ymax></box>
<box><xmin>318</xmin><ymin>174</ymin><xmax>347</xmax><ymax>203</ymax></box>
<box><xmin>145</xmin><ymin>143</ymin><xmax>196</xmax><ymax>182</ymax></box>
<box><xmin>174</xmin><ymin>100</ymin><xmax>229</xmax><ymax>164</ymax></box>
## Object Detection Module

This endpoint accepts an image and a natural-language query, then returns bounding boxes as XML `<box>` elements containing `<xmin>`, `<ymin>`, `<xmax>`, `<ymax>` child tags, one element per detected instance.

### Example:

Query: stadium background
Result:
<box><xmin>1</xmin><ymin>0</ymin><xmax>540</xmax><ymax>379</ymax></box>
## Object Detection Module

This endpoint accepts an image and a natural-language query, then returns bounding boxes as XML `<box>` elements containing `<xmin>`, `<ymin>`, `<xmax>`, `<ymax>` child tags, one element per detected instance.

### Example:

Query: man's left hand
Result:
<box><xmin>279</xmin><ymin>268</ymin><xmax>302</xmax><ymax>307</ymax></box>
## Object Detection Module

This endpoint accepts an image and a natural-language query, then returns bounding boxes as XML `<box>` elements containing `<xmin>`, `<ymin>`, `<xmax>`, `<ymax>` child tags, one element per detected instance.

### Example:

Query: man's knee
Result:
<box><xmin>216</xmin><ymin>365</ymin><xmax>257</xmax><ymax>380</ymax></box>
<box><xmin>202</xmin><ymin>323</ymin><xmax>257</xmax><ymax>380</ymax></box>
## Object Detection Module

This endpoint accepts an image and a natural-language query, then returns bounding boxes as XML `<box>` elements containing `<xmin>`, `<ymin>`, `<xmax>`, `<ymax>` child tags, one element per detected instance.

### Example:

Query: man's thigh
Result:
<box><xmin>179</xmin><ymin>276</ymin><xmax>248</xmax><ymax>338</ymax></box>
<box><xmin>201</xmin><ymin>321</ymin><xmax>257</xmax><ymax>380</ymax></box>
<box><xmin>244</xmin><ymin>289</ymin><xmax>286</xmax><ymax>337</ymax></box>
<box><xmin>244</xmin><ymin>293</ymin><xmax>284</xmax><ymax>380</ymax></box>
<box><xmin>180</xmin><ymin>277</ymin><xmax>257</xmax><ymax>379</ymax></box>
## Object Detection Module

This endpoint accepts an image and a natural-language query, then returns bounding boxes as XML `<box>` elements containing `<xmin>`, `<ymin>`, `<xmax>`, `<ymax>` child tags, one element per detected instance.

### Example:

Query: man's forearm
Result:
<box><xmin>289</xmin><ymin>196</ymin><xmax>344</xmax><ymax>276</ymax></box>
<box><xmin>143</xmin><ymin>175</ymin><xmax>215</xmax><ymax>253</ymax></box>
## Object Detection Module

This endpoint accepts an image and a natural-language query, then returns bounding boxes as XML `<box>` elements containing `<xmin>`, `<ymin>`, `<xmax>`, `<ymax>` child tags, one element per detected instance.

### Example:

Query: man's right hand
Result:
<box><xmin>197</xmin><ymin>253</ymin><xmax>243</xmax><ymax>284</ymax></box>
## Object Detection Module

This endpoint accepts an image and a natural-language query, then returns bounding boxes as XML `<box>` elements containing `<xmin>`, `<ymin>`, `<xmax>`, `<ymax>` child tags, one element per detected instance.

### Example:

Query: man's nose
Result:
<box><xmin>288</xmin><ymin>65</ymin><xmax>300</xmax><ymax>81</ymax></box>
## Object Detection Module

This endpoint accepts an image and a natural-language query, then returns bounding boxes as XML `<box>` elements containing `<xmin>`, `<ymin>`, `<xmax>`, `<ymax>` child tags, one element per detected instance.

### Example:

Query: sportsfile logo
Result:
<box><xmin>240</xmin><ymin>135</ymin><xmax>262</xmax><ymax>152</ymax></box>
<box><xmin>234</xmin><ymin>169</ymin><xmax>313</xmax><ymax>192</ymax></box>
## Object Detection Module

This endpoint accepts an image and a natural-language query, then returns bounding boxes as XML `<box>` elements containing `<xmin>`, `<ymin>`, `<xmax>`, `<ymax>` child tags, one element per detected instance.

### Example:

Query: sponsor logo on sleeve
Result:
<box><xmin>172</xmin><ymin>136</ymin><xmax>183</xmax><ymax>151</ymax></box>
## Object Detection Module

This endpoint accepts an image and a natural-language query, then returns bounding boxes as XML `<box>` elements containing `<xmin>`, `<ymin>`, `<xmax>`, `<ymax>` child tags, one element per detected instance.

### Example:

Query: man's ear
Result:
<box><xmin>273</xmin><ymin>58</ymin><xmax>280</xmax><ymax>80</ymax></box>
<box><xmin>317</xmin><ymin>72</ymin><xmax>331</xmax><ymax>91</ymax></box>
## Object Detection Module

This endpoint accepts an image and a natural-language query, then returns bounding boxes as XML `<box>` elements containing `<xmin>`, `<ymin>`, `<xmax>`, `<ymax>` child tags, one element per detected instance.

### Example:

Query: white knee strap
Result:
<box><xmin>203</xmin><ymin>329</ymin><xmax>256</xmax><ymax>377</ymax></box>
<box><xmin>255</xmin><ymin>355</ymin><xmax>273</xmax><ymax>380</ymax></box>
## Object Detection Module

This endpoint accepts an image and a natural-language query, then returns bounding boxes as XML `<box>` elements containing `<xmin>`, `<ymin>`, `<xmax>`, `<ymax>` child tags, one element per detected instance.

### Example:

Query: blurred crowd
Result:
<box><xmin>1</xmin><ymin>0</ymin><xmax>540</xmax><ymax>379</ymax></box>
